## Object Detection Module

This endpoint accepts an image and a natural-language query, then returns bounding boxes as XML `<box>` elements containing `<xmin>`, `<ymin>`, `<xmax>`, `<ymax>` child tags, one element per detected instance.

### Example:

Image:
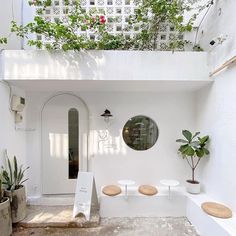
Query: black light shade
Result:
<box><xmin>101</xmin><ymin>109</ymin><xmax>113</xmax><ymax>117</ymax></box>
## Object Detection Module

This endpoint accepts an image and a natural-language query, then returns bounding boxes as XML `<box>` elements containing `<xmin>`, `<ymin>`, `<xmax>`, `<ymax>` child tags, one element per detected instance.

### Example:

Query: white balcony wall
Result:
<box><xmin>0</xmin><ymin>0</ymin><xmax>23</xmax><ymax>50</ymax></box>
<box><xmin>1</xmin><ymin>50</ymin><xmax>209</xmax><ymax>81</ymax></box>
<box><xmin>197</xmin><ymin>0</ymin><xmax>236</xmax><ymax>212</ymax></box>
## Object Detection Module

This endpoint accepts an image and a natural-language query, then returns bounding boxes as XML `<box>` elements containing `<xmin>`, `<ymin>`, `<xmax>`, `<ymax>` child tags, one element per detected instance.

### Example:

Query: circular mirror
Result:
<box><xmin>122</xmin><ymin>115</ymin><xmax>159</xmax><ymax>151</ymax></box>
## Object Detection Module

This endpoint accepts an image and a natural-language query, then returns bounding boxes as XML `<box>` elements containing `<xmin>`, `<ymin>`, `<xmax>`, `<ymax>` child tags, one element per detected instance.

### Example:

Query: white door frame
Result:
<box><xmin>40</xmin><ymin>92</ymin><xmax>90</xmax><ymax>195</ymax></box>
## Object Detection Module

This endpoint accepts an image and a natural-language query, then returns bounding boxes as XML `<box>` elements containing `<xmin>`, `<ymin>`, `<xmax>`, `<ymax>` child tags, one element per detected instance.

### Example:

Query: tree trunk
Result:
<box><xmin>192</xmin><ymin>168</ymin><xmax>195</xmax><ymax>182</ymax></box>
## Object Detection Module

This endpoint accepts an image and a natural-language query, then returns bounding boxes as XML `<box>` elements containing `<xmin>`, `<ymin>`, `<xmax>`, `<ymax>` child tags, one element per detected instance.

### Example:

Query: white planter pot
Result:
<box><xmin>186</xmin><ymin>180</ymin><xmax>201</xmax><ymax>194</ymax></box>
<box><xmin>5</xmin><ymin>186</ymin><xmax>27</xmax><ymax>223</ymax></box>
<box><xmin>0</xmin><ymin>198</ymin><xmax>12</xmax><ymax>236</ymax></box>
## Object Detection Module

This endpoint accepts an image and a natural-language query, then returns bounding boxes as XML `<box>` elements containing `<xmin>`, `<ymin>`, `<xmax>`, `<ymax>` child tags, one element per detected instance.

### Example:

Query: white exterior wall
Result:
<box><xmin>196</xmin><ymin>0</ymin><xmax>236</xmax><ymax>212</ymax></box>
<box><xmin>196</xmin><ymin>67</ymin><xmax>236</xmax><ymax>213</ymax></box>
<box><xmin>198</xmin><ymin>0</ymin><xmax>236</xmax><ymax>71</ymax></box>
<box><xmin>0</xmin><ymin>82</ymin><xmax>26</xmax><ymax>178</ymax></box>
<box><xmin>0</xmin><ymin>50</ymin><xmax>209</xmax><ymax>197</ymax></box>
<box><xmin>25</xmin><ymin>91</ymin><xmax>196</xmax><ymax>197</ymax></box>
<box><xmin>0</xmin><ymin>0</ymin><xmax>22</xmax><ymax>50</ymax></box>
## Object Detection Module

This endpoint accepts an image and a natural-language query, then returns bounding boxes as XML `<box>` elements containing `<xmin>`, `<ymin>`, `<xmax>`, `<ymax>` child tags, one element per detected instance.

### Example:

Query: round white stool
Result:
<box><xmin>118</xmin><ymin>179</ymin><xmax>135</xmax><ymax>199</ymax></box>
<box><xmin>160</xmin><ymin>179</ymin><xmax>179</xmax><ymax>199</ymax></box>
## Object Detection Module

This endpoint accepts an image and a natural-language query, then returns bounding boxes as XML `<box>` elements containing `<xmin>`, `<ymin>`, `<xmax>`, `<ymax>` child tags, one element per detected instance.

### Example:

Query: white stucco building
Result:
<box><xmin>1</xmin><ymin>1</ymin><xmax>236</xmax><ymax>235</ymax></box>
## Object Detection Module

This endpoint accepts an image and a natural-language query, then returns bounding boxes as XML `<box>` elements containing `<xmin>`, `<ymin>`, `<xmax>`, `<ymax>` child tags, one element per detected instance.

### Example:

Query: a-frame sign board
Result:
<box><xmin>73</xmin><ymin>172</ymin><xmax>99</xmax><ymax>221</ymax></box>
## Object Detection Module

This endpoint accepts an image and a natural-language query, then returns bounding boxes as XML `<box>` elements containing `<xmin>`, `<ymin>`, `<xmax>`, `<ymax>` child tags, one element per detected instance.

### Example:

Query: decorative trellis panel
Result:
<box><xmin>35</xmin><ymin>0</ymin><xmax>185</xmax><ymax>50</ymax></box>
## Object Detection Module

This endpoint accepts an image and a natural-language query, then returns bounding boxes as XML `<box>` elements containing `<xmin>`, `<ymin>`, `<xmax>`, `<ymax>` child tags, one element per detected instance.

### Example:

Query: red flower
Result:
<box><xmin>99</xmin><ymin>15</ymin><xmax>106</xmax><ymax>24</ymax></box>
<box><xmin>31</xmin><ymin>0</ymin><xmax>37</xmax><ymax>5</ymax></box>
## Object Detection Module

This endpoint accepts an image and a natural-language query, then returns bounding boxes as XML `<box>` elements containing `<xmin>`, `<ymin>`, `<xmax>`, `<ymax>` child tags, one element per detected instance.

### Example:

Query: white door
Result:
<box><xmin>42</xmin><ymin>94</ymin><xmax>88</xmax><ymax>194</ymax></box>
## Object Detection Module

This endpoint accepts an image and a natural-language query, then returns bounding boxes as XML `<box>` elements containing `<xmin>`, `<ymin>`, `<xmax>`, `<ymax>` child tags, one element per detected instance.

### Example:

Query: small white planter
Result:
<box><xmin>5</xmin><ymin>185</ymin><xmax>27</xmax><ymax>223</ymax></box>
<box><xmin>0</xmin><ymin>198</ymin><xmax>12</xmax><ymax>236</ymax></box>
<box><xmin>186</xmin><ymin>180</ymin><xmax>200</xmax><ymax>194</ymax></box>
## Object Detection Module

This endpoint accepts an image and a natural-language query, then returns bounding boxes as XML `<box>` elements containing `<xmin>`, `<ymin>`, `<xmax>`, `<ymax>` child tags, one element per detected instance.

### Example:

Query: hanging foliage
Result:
<box><xmin>0</xmin><ymin>0</ymin><xmax>213</xmax><ymax>51</ymax></box>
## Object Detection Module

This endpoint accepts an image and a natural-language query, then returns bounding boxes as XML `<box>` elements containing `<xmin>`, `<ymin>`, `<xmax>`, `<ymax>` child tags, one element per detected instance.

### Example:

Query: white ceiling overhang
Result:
<box><xmin>0</xmin><ymin>50</ymin><xmax>212</xmax><ymax>91</ymax></box>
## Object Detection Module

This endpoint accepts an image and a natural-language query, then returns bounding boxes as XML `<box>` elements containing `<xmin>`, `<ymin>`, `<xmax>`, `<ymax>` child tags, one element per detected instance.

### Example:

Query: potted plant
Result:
<box><xmin>176</xmin><ymin>130</ymin><xmax>210</xmax><ymax>194</ymax></box>
<box><xmin>2</xmin><ymin>151</ymin><xmax>29</xmax><ymax>223</ymax></box>
<box><xmin>0</xmin><ymin>172</ymin><xmax>12</xmax><ymax>236</ymax></box>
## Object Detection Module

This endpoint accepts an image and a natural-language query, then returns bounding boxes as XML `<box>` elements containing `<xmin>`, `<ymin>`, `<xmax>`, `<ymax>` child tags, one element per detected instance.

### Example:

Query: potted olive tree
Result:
<box><xmin>176</xmin><ymin>130</ymin><xmax>210</xmax><ymax>194</ymax></box>
<box><xmin>0</xmin><ymin>172</ymin><xmax>12</xmax><ymax>236</ymax></box>
<box><xmin>2</xmin><ymin>151</ymin><xmax>29</xmax><ymax>223</ymax></box>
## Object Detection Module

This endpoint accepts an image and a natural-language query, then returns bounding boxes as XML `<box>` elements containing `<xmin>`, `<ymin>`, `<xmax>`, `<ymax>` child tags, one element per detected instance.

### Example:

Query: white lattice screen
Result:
<box><xmin>35</xmin><ymin>0</ymin><xmax>185</xmax><ymax>50</ymax></box>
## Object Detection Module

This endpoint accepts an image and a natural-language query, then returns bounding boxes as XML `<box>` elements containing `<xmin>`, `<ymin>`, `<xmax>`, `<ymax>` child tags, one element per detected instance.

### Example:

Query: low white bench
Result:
<box><xmin>186</xmin><ymin>193</ymin><xmax>236</xmax><ymax>236</ymax></box>
<box><xmin>100</xmin><ymin>186</ymin><xmax>236</xmax><ymax>236</ymax></box>
<box><xmin>100</xmin><ymin>185</ymin><xmax>186</xmax><ymax>217</ymax></box>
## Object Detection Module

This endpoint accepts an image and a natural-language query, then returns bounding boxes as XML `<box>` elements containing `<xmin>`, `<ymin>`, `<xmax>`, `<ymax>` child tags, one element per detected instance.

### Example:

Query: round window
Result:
<box><xmin>122</xmin><ymin>115</ymin><xmax>159</xmax><ymax>151</ymax></box>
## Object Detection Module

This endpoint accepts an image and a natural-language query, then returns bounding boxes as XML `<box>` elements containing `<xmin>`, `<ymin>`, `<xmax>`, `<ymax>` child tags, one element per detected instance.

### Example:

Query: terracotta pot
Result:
<box><xmin>186</xmin><ymin>180</ymin><xmax>200</xmax><ymax>194</ymax></box>
<box><xmin>5</xmin><ymin>185</ymin><xmax>27</xmax><ymax>223</ymax></box>
<box><xmin>0</xmin><ymin>197</ymin><xmax>12</xmax><ymax>236</ymax></box>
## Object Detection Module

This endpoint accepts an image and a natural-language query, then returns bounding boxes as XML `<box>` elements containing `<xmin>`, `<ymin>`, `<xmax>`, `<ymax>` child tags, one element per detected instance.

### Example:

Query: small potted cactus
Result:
<box><xmin>0</xmin><ymin>172</ymin><xmax>12</xmax><ymax>236</ymax></box>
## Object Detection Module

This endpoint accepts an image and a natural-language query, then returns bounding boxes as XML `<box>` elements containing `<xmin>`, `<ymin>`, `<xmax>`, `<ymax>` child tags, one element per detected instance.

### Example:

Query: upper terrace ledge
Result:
<box><xmin>0</xmin><ymin>50</ymin><xmax>210</xmax><ymax>82</ymax></box>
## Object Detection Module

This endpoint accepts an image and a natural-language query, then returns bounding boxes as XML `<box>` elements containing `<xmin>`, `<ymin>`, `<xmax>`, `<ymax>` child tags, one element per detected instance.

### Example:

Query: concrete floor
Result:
<box><xmin>17</xmin><ymin>205</ymin><xmax>100</xmax><ymax>228</ymax></box>
<box><xmin>13</xmin><ymin>217</ymin><xmax>200</xmax><ymax>236</ymax></box>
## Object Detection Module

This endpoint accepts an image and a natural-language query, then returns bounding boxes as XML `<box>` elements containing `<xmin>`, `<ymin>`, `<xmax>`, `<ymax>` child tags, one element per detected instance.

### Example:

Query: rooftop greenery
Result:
<box><xmin>0</xmin><ymin>0</ymin><xmax>213</xmax><ymax>51</ymax></box>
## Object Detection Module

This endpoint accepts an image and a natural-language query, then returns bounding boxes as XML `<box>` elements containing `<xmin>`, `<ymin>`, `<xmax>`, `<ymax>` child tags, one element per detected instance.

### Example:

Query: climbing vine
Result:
<box><xmin>0</xmin><ymin>0</ymin><xmax>213</xmax><ymax>51</ymax></box>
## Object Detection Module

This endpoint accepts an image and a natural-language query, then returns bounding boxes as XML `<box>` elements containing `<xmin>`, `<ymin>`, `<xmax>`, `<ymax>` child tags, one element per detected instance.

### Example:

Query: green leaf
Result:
<box><xmin>182</xmin><ymin>130</ymin><xmax>192</xmax><ymax>142</ymax></box>
<box><xmin>178</xmin><ymin>144</ymin><xmax>189</xmax><ymax>153</ymax></box>
<box><xmin>62</xmin><ymin>43</ymin><xmax>69</xmax><ymax>51</ymax></box>
<box><xmin>7</xmin><ymin>156</ymin><xmax>13</xmax><ymax>187</ymax></box>
<box><xmin>203</xmin><ymin>148</ymin><xmax>210</xmax><ymax>155</ymax></box>
<box><xmin>176</xmin><ymin>139</ymin><xmax>188</xmax><ymax>143</ymax></box>
<box><xmin>190</xmin><ymin>141</ymin><xmax>199</xmax><ymax>148</ymax></box>
<box><xmin>0</xmin><ymin>37</ymin><xmax>7</xmax><ymax>44</ymax></box>
<box><xmin>14</xmin><ymin>156</ymin><xmax>18</xmax><ymax>186</ymax></box>
<box><xmin>2</xmin><ymin>152</ymin><xmax>29</xmax><ymax>189</ymax></box>
<box><xmin>19</xmin><ymin>178</ymin><xmax>29</xmax><ymax>186</ymax></box>
<box><xmin>186</xmin><ymin>24</ymin><xmax>192</xmax><ymax>32</ymax></box>
<box><xmin>184</xmin><ymin>146</ymin><xmax>195</xmax><ymax>156</ymax></box>
<box><xmin>192</xmin><ymin>132</ymin><xmax>200</xmax><ymax>140</ymax></box>
<box><xmin>196</xmin><ymin>148</ymin><xmax>204</xmax><ymax>157</ymax></box>
<box><xmin>17</xmin><ymin>168</ymin><xmax>23</xmax><ymax>186</ymax></box>
<box><xmin>177</xmin><ymin>15</ymin><xmax>183</xmax><ymax>23</ymax></box>
<box><xmin>0</xmin><ymin>176</ymin><xmax>2</xmax><ymax>201</ymax></box>
<box><xmin>199</xmin><ymin>135</ymin><xmax>209</xmax><ymax>144</ymax></box>
<box><xmin>2</xmin><ymin>170</ymin><xmax>10</xmax><ymax>182</ymax></box>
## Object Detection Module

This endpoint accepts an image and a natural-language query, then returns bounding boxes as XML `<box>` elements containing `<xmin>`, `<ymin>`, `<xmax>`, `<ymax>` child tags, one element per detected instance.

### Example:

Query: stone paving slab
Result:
<box><xmin>17</xmin><ymin>205</ymin><xmax>100</xmax><ymax>228</ymax></box>
<box><xmin>14</xmin><ymin>217</ymin><xmax>200</xmax><ymax>236</ymax></box>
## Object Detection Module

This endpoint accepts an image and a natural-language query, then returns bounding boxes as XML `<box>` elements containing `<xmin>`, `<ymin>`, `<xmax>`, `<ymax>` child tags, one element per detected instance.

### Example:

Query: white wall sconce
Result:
<box><xmin>98</xmin><ymin>109</ymin><xmax>117</xmax><ymax>150</ymax></box>
<box><xmin>101</xmin><ymin>109</ymin><xmax>113</xmax><ymax>124</ymax></box>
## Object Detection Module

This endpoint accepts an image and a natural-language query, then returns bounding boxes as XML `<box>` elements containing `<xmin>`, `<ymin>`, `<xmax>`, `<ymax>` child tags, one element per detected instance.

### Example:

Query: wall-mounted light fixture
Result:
<box><xmin>98</xmin><ymin>109</ymin><xmax>116</xmax><ymax>150</ymax></box>
<box><xmin>101</xmin><ymin>109</ymin><xmax>113</xmax><ymax>123</ymax></box>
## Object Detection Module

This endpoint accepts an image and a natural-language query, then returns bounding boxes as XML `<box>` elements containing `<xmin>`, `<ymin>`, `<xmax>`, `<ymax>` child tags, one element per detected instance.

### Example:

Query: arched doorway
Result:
<box><xmin>42</xmin><ymin>93</ymin><xmax>88</xmax><ymax>194</ymax></box>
